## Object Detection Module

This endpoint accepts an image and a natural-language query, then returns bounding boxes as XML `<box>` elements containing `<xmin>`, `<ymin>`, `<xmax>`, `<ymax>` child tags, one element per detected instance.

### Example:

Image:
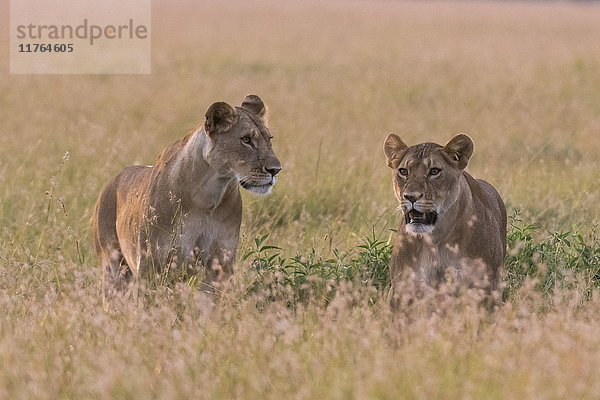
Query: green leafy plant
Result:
<box><xmin>243</xmin><ymin>229</ymin><xmax>393</xmax><ymax>306</ymax></box>
<box><xmin>505</xmin><ymin>209</ymin><xmax>600</xmax><ymax>299</ymax></box>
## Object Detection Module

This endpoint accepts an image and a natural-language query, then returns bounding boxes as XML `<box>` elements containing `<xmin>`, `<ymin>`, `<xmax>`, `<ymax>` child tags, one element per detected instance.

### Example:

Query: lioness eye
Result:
<box><xmin>241</xmin><ymin>136</ymin><xmax>252</xmax><ymax>145</ymax></box>
<box><xmin>429</xmin><ymin>168</ymin><xmax>440</xmax><ymax>176</ymax></box>
<box><xmin>399</xmin><ymin>168</ymin><xmax>408</xmax><ymax>176</ymax></box>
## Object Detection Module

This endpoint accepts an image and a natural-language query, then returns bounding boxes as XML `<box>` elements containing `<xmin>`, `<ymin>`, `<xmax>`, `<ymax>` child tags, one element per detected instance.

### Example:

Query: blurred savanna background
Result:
<box><xmin>2</xmin><ymin>1</ymin><xmax>600</xmax><ymax>398</ymax></box>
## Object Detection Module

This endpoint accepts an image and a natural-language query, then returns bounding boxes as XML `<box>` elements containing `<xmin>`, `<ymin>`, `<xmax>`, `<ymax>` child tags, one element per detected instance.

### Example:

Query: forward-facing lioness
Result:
<box><xmin>383</xmin><ymin>133</ymin><xmax>506</xmax><ymax>300</ymax></box>
<box><xmin>94</xmin><ymin>95</ymin><xmax>281</xmax><ymax>290</ymax></box>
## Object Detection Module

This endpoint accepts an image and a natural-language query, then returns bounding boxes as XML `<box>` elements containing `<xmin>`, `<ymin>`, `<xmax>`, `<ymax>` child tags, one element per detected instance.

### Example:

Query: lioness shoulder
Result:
<box><xmin>94</xmin><ymin>95</ymin><xmax>281</xmax><ymax>291</ymax></box>
<box><xmin>383</xmin><ymin>133</ymin><xmax>507</xmax><ymax>300</ymax></box>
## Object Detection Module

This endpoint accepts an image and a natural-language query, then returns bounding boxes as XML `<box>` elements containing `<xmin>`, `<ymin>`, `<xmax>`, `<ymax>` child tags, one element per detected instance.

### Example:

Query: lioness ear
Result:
<box><xmin>241</xmin><ymin>94</ymin><xmax>266</xmax><ymax>118</ymax></box>
<box><xmin>443</xmin><ymin>134</ymin><xmax>474</xmax><ymax>170</ymax></box>
<box><xmin>384</xmin><ymin>133</ymin><xmax>408</xmax><ymax>169</ymax></box>
<box><xmin>205</xmin><ymin>102</ymin><xmax>237</xmax><ymax>136</ymax></box>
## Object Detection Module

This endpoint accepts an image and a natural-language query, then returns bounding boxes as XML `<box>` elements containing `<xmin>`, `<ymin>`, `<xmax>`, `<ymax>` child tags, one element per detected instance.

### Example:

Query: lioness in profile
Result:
<box><xmin>94</xmin><ymin>95</ymin><xmax>281</xmax><ymax>290</ymax></box>
<box><xmin>383</xmin><ymin>133</ymin><xmax>506</xmax><ymax>300</ymax></box>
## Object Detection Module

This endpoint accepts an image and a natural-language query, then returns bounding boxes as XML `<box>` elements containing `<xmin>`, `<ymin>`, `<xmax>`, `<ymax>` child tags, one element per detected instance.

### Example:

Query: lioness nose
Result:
<box><xmin>404</xmin><ymin>193</ymin><xmax>423</xmax><ymax>203</ymax></box>
<box><xmin>265</xmin><ymin>166</ymin><xmax>281</xmax><ymax>177</ymax></box>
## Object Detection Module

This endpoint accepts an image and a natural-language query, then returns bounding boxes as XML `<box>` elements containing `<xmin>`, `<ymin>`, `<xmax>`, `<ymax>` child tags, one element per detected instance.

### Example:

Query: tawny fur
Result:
<box><xmin>94</xmin><ymin>95</ymin><xmax>281</xmax><ymax>291</ymax></box>
<box><xmin>384</xmin><ymin>133</ymin><xmax>507</xmax><ymax>300</ymax></box>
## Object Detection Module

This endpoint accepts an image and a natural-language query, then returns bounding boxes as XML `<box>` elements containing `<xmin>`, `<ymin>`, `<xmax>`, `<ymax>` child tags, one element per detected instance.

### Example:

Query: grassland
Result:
<box><xmin>1</xmin><ymin>0</ymin><xmax>600</xmax><ymax>398</ymax></box>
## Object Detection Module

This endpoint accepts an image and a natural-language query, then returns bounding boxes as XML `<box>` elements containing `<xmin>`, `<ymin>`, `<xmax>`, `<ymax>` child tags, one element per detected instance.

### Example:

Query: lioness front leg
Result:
<box><xmin>202</xmin><ymin>247</ymin><xmax>236</xmax><ymax>291</ymax></box>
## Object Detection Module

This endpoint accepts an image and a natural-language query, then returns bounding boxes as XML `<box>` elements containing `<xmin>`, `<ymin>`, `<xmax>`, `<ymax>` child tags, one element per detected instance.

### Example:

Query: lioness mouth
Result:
<box><xmin>405</xmin><ymin>209</ymin><xmax>437</xmax><ymax>226</ymax></box>
<box><xmin>240</xmin><ymin>181</ymin><xmax>272</xmax><ymax>190</ymax></box>
<box><xmin>239</xmin><ymin>179</ymin><xmax>275</xmax><ymax>195</ymax></box>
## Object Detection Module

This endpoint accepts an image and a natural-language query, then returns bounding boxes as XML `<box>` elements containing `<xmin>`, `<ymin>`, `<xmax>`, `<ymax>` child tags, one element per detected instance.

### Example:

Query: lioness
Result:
<box><xmin>383</xmin><ymin>133</ymin><xmax>506</xmax><ymax>299</ymax></box>
<box><xmin>94</xmin><ymin>95</ymin><xmax>281</xmax><ymax>290</ymax></box>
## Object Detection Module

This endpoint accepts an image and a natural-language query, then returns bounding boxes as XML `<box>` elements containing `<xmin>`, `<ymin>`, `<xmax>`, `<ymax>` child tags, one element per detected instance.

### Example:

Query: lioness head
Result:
<box><xmin>203</xmin><ymin>95</ymin><xmax>281</xmax><ymax>194</ymax></box>
<box><xmin>384</xmin><ymin>133</ymin><xmax>474</xmax><ymax>235</ymax></box>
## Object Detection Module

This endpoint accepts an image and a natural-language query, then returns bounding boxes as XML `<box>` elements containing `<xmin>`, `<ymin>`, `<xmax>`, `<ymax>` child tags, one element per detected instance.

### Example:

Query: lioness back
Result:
<box><xmin>94</xmin><ymin>95</ymin><xmax>281</xmax><ymax>292</ymax></box>
<box><xmin>476</xmin><ymin>177</ymin><xmax>507</xmax><ymax>249</ymax></box>
<box><xmin>383</xmin><ymin>133</ymin><xmax>506</xmax><ymax>303</ymax></box>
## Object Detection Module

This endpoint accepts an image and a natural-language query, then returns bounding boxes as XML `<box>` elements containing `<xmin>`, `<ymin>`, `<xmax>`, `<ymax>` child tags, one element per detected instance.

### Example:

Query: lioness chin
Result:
<box><xmin>94</xmin><ymin>95</ymin><xmax>281</xmax><ymax>292</ymax></box>
<box><xmin>384</xmin><ymin>133</ymin><xmax>507</xmax><ymax>304</ymax></box>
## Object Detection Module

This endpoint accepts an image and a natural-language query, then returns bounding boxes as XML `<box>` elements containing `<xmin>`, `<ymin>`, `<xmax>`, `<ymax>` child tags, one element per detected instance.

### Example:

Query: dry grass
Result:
<box><xmin>1</xmin><ymin>0</ymin><xmax>600</xmax><ymax>398</ymax></box>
